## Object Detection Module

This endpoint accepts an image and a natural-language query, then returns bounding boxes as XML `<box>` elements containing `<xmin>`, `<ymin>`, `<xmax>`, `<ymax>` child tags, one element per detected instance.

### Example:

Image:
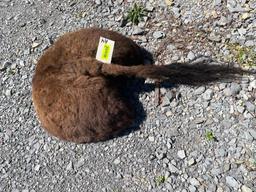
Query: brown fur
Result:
<box><xmin>32</xmin><ymin>28</ymin><xmax>253</xmax><ymax>143</ymax></box>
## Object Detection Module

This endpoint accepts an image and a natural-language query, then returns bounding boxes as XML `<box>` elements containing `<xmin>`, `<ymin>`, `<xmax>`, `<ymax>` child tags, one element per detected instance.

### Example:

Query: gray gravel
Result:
<box><xmin>0</xmin><ymin>0</ymin><xmax>256</xmax><ymax>192</ymax></box>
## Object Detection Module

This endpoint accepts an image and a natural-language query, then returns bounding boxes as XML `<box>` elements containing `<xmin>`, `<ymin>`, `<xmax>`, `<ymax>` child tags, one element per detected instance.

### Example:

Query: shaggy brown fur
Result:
<box><xmin>32</xmin><ymin>28</ymin><xmax>252</xmax><ymax>143</ymax></box>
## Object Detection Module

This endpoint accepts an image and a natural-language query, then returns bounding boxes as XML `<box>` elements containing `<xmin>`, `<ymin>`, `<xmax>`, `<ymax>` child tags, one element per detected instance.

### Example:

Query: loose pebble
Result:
<box><xmin>177</xmin><ymin>150</ymin><xmax>186</xmax><ymax>159</ymax></box>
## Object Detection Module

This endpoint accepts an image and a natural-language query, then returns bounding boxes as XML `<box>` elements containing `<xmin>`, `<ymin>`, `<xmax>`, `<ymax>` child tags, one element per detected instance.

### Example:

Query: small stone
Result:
<box><xmin>227</xmin><ymin>2</ymin><xmax>249</xmax><ymax>12</ymax></box>
<box><xmin>166</xmin><ymin>141</ymin><xmax>172</xmax><ymax>149</ymax></box>
<box><xmin>194</xmin><ymin>87</ymin><xmax>205</xmax><ymax>95</ymax></box>
<box><xmin>194</xmin><ymin>117</ymin><xmax>206</xmax><ymax>124</ymax></box>
<box><xmin>66</xmin><ymin>161</ymin><xmax>73</xmax><ymax>170</ymax></box>
<box><xmin>116</xmin><ymin>0</ymin><xmax>123</xmax><ymax>5</ymax></box>
<box><xmin>0</xmin><ymin>61</ymin><xmax>11</xmax><ymax>71</ymax></box>
<box><xmin>224</xmin><ymin>83</ymin><xmax>241</xmax><ymax>96</ymax></box>
<box><xmin>218</xmin><ymin>16</ymin><xmax>230</xmax><ymax>26</ymax></box>
<box><xmin>213</xmin><ymin>0</ymin><xmax>222</xmax><ymax>6</ymax></box>
<box><xmin>166</xmin><ymin>92</ymin><xmax>174</xmax><ymax>100</ymax></box>
<box><xmin>168</xmin><ymin>163</ymin><xmax>179</xmax><ymax>173</ymax></box>
<box><xmin>153</xmin><ymin>31</ymin><xmax>165</xmax><ymax>39</ymax></box>
<box><xmin>241</xmin><ymin>13</ymin><xmax>251</xmax><ymax>20</ymax></box>
<box><xmin>216</xmin><ymin>187</ymin><xmax>224</xmax><ymax>192</ymax></box>
<box><xmin>249</xmin><ymin>80</ymin><xmax>256</xmax><ymax>90</ymax></box>
<box><xmin>160</xmin><ymin>88</ymin><xmax>167</xmax><ymax>94</ymax></box>
<box><xmin>172</xmin><ymin>7</ymin><xmax>181</xmax><ymax>18</ymax></box>
<box><xmin>177</xmin><ymin>150</ymin><xmax>186</xmax><ymax>159</ymax></box>
<box><xmin>211</xmin><ymin>168</ymin><xmax>222</xmax><ymax>175</ymax></box>
<box><xmin>11</xmin><ymin>63</ymin><xmax>17</xmax><ymax>70</ymax></box>
<box><xmin>226</xmin><ymin>176</ymin><xmax>239</xmax><ymax>189</ymax></box>
<box><xmin>113</xmin><ymin>158</ymin><xmax>121</xmax><ymax>165</ymax></box>
<box><xmin>132</xmin><ymin>26</ymin><xmax>144</xmax><ymax>35</ymax></box>
<box><xmin>207</xmin><ymin>184</ymin><xmax>217</xmax><ymax>191</ymax></box>
<box><xmin>156</xmin><ymin>119</ymin><xmax>160</xmax><ymax>127</ymax></box>
<box><xmin>138</xmin><ymin>21</ymin><xmax>146</xmax><ymax>28</ymax></box>
<box><xmin>230</xmin><ymin>82</ymin><xmax>242</xmax><ymax>94</ymax></box>
<box><xmin>172</xmin><ymin>55</ymin><xmax>179</xmax><ymax>61</ymax></box>
<box><xmin>228</xmin><ymin>138</ymin><xmax>236</xmax><ymax>145</ymax></box>
<box><xmin>216</xmin><ymin>148</ymin><xmax>227</xmax><ymax>157</ymax></box>
<box><xmin>167</xmin><ymin>44</ymin><xmax>176</xmax><ymax>51</ymax></box>
<box><xmin>248</xmin><ymin>129</ymin><xmax>256</xmax><ymax>139</ymax></box>
<box><xmin>224</xmin><ymin>164</ymin><xmax>231</xmax><ymax>172</ymax></box>
<box><xmin>223</xmin><ymin>88</ymin><xmax>232</xmax><ymax>96</ymax></box>
<box><xmin>243</xmin><ymin>131</ymin><xmax>254</xmax><ymax>141</ymax></box>
<box><xmin>19</xmin><ymin>60</ymin><xmax>25</xmax><ymax>67</ymax></box>
<box><xmin>208</xmin><ymin>32</ymin><xmax>221</xmax><ymax>42</ymax></box>
<box><xmin>198</xmin><ymin>186</ymin><xmax>205</xmax><ymax>192</ymax></box>
<box><xmin>39</xmin><ymin>17</ymin><xmax>47</xmax><ymax>25</ymax></box>
<box><xmin>162</xmin><ymin>96</ymin><xmax>170</xmax><ymax>107</ymax></box>
<box><xmin>69</xmin><ymin>1</ymin><xmax>76</xmax><ymax>6</ymax></box>
<box><xmin>241</xmin><ymin>185</ymin><xmax>253</xmax><ymax>192</ymax></box>
<box><xmin>95</xmin><ymin>0</ymin><xmax>101</xmax><ymax>5</ymax></box>
<box><xmin>165</xmin><ymin>0</ymin><xmax>173</xmax><ymax>6</ymax></box>
<box><xmin>145</xmin><ymin>3</ymin><xmax>154</xmax><ymax>12</ymax></box>
<box><xmin>188</xmin><ymin>185</ymin><xmax>197</xmax><ymax>192</ymax></box>
<box><xmin>245</xmin><ymin>101</ymin><xmax>255</xmax><ymax>113</ymax></box>
<box><xmin>187</xmin><ymin>51</ymin><xmax>195</xmax><ymax>60</ymax></box>
<box><xmin>165</xmin><ymin>111</ymin><xmax>172</xmax><ymax>117</ymax></box>
<box><xmin>165</xmin><ymin>182</ymin><xmax>173</xmax><ymax>190</ymax></box>
<box><xmin>237</xmin><ymin>105</ymin><xmax>245</xmax><ymax>113</ymax></box>
<box><xmin>24</xmin><ymin>48</ymin><xmax>30</xmax><ymax>55</ymax></box>
<box><xmin>170</xmin><ymin>100</ymin><xmax>178</xmax><ymax>107</ymax></box>
<box><xmin>190</xmin><ymin>178</ymin><xmax>200</xmax><ymax>186</ymax></box>
<box><xmin>148</xmin><ymin>136</ymin><xmax>155</xmax><ymax>142</ymax></box>
<box><xmin>76</xmin><ymin>158</ymin><xmax>84</xmax><ymax>168</ymax></box>
<box><xmin>219</xmin><ymin>83</ymin><xmax>226</xmax><ymax>90</ymax></box>
<box><xmin>164</xmin><ymin>171</ymin><xmax>171</xmax><ymax>178</ymax></box>
<box><xmin>238</xmin><ymin>28</ymin><xmax>247</xmax><ymax>36</ymax></box>
<box><xmin>116</xmin><ymin>173</ymin><xmax>123</xmax><ymax>179</ymax></box>
<box><xmin>203</xmin><ymin>89</ymin><xmax>213</xmax><ymax>101</ymax></box>
<box><xmin>245</xmin><ymin>40</ymin><xmax>254</xmax><ymax>47</ymax></box>
<box><xmin>149</xmin><ymin>154</ymin><xmax>155</xmax><ymax>160</ymax></box>
<box><xmin>32</xmin><ymin>41</ymin><xmax>41</xmax><ymax>48</ymax></box>
<box><xmin>155</xmin><ymin>151</ymin><xmax>165</xmax><ymax>160</ymax></box>
<box><xmin>188</xmin><ymin>158</ymin><xmax>196</xmax><ymax>166</ymax></box>
<box><xmin>5</xmin><ymin>89</ymin><xmax>12</xmax><ymax>97</ymax></box>
<box><xmin>34</xmin><ymin>164</ymin><xmax>40</xmax><ymax>171</ymax></box>
<box><xmin>244</xmin><ymin>111</ymin><xmax>253</xmax><ymax>119</ymax></box>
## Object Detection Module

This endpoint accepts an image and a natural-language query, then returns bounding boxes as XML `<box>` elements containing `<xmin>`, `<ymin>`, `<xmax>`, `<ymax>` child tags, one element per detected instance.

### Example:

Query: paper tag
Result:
<box><xmin>96</xmin><ymin>37</ymin><xmax>115</xmax><ymax>64</ymax></box>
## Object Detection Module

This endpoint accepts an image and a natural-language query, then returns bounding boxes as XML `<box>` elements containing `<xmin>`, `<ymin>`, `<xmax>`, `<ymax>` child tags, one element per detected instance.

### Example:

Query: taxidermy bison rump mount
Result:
<box><xmin>32</xmin><ymin>28</ymin><xmax>251</xmax><ymax>144</ymax></box>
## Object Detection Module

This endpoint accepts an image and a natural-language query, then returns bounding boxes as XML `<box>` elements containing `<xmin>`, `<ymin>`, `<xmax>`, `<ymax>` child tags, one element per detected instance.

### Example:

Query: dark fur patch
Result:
<box><xmin>32</xmin><ymin>28</ymin><xmax>144</xmax><ymax>143</ymax></box>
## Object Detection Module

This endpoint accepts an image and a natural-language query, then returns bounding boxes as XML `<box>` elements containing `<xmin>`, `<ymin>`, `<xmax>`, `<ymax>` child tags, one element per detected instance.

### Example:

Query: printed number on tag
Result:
<box><xmin>96</xmin><ymin>37</ymin><xmax>115</xmax><ymax>64</ymax></box>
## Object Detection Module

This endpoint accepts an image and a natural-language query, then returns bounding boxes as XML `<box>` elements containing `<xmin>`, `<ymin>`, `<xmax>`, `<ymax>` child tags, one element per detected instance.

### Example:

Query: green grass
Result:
<box><xmin>205</xmin><ymin>130</ymin><xmax>215</xmax><ymax>141</ymax></box>
<box><xmin>227</xmin><ymin>44</ymin><xmax>256</xmax><ymax>68</ymax></box>
<box><xmin>252</xmin><ymin>159</ymin><xmax>256</xmax><ymax>166</ymax></box>
<box><xmin>7</xmin><ymin>69</ymin><xmax>16</xmax><ymax>75</ymax></box>
<box><xmin>126</xmin><ymin>3</ymin><xmax>147</xmax><ymax>25</ymax></box>
<box><xmin>155</xmin><ymin>175</ymin><xmax>166</xmax><ymax>186</ymax></box>
<box><xmin>74</xmin><ymin>11</ymin><xmax>86</xmax><ymax>19</ymax></box>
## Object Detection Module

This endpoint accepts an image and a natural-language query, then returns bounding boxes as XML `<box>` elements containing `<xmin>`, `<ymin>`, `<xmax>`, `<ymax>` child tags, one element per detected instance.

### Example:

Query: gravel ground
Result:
<box><xmin>0</xmin><ymin>0</ymin><xmax>256</xmax><ymax>192</ymax></box>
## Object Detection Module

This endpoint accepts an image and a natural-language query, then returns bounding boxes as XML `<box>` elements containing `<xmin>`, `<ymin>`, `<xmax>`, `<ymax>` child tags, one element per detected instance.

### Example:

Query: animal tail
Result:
<box><xmin>101</xmin><ymin>64</ymin><xmax>172</xmax><ymax>79</ymax></box>
<box><xmin>100</xmin><ymin>60</ymin><xmax>255</xmax><ymax>85</ymax></box>
<box><xmin>72</xmin><ymin>57</ymin><xmax>254</xmax><ymax>85</ymax></box>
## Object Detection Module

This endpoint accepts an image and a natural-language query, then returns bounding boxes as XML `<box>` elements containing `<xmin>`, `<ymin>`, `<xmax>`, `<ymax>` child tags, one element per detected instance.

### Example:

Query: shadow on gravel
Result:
<box><xmin>115</xmin><ymin>55</ymin><xmax>255</xmax><ymax>139</ymax></box>
<box><xmin>160</xmin><ymin>56</ymin><xmax>255</xmax><ymax>86</ymax></box>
